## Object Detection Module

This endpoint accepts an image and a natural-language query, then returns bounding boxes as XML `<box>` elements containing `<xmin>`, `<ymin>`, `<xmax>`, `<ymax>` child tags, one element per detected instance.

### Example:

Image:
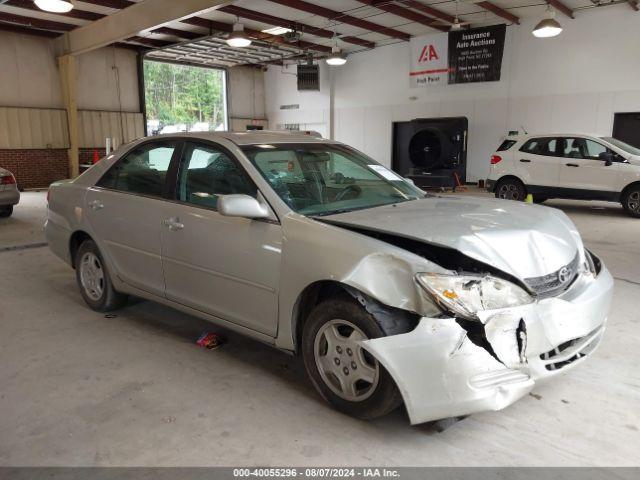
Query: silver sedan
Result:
<box><xmin>0</xmin><ymin>167</ymin><xmax>20</xmax><ymax>218</ymax></box>
<box><xmin>45</xmin><ymin>131</ymin><xmax>613</xmax><ymax>424</ymax></box>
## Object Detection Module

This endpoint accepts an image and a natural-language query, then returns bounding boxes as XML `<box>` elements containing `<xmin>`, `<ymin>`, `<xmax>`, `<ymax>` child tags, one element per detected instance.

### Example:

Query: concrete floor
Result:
<box><xmin>0</xmin><ymin>191</ymin><xmax>638</xmax><ymax>466</ymax></box>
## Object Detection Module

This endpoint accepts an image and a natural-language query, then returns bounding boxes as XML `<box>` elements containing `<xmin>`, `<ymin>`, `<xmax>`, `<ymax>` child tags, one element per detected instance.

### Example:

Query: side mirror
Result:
<box><xmin>218</xmin><ymin>194</ymin><xmax>270</xmax><ymax>219</ymax></box>
<box><xmin>598</xmin><ymin>151</ymin><xmax>614</xmax><ymax>166</ymax></box>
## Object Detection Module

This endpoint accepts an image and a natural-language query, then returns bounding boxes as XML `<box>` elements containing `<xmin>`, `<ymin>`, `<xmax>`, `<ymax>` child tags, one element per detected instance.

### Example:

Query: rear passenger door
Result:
<box><xmin>86</xmin><ymin>140</ymin><xmax>178</xmax><ymax>297</ymax></box>
<box><xmin>160</xmin><ymin>141</ymin><xmax>282</xmax><ymax>336</ymax></box>
<box><xmin>516</xmin><ymin>137</ymin><xmax>561</xmax><ymax>188</ymax></box>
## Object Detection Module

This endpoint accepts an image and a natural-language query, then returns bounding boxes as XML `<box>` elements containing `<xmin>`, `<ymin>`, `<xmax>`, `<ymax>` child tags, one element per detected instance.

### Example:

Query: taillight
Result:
<box><xmin>0</xmin><ymin>174</ymin><xmax>16</xmax><ymax>185</ymax></box>
<box><xmin>490</xmin><ymin>155</ymin><xmax>502</xmax><ymax>165</ymax></box>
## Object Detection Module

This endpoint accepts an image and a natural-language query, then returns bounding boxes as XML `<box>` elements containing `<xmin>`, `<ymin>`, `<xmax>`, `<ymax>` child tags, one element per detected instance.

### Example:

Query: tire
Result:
<box><xmin>495</xmin><ymin>178</ymin><xmax>527</xmax><ymax>201</ymax></box>
<box><xmin>621</xmin><ymin>186</ymin><xmax>640</xmax><ymax>218</ymax></box>
<box><xmin>75</xmin><ymin>240</ymin><xmax>128</xmax><ymax>312</ymax></box>
<box><xmin>0</xmin><ymin>205</ymin><xmax>13</xmax><ymax>217</ymax></box>
<box><xmin>301</xmin><ymin>295</ymin><xmax>403</xmax><ymax>420</ymax></box>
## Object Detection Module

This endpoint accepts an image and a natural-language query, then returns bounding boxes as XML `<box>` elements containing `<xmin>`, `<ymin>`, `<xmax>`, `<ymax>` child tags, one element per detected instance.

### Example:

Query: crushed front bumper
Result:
<box><xmin>361</xmin><ymin>264</ymin><xmax>613</xmax><ymax>425</ymax></box>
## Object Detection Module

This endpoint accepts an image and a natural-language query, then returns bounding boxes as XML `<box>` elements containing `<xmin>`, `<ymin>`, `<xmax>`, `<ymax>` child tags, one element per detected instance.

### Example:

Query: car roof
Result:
<box><xmin>510</xmin><ymin>132</ymin><xmax>607</xmax><ymax>140</ymax></box>
<box><xmin>147</xmin><ymin>130</ymin><xmax>337</xmax><ymax>146</ymax></box>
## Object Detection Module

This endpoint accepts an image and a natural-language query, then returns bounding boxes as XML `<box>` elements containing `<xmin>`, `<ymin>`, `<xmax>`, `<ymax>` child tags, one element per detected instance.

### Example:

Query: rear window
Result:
<box><xmin>497</xmin><ymin>139</ymin><xmax>517</xmax><ymax>151</ymax></box>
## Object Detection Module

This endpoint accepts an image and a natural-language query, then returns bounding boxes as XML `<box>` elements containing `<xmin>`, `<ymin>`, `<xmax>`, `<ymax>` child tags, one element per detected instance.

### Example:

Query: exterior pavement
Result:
<box><xmin>0</xmin><ymin>190</ymin><xmax>638</xmax><ymax>466</ymax></box>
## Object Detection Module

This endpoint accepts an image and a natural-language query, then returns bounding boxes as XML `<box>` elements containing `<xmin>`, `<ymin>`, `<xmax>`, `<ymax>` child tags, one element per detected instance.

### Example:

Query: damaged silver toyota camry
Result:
<box><xmin>46</xmin><ymin>131</ymin><xmax>613</xmax><ymax>424</ymax></box>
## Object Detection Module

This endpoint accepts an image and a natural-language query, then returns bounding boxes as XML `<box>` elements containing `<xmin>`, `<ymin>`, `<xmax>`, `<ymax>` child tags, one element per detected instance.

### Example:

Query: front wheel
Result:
<box><xmin>495</xmin><ymin>178</ymin><xmax>526</xmax><ymax>201</ymax></box>
<box><xmin>301</xmin><ymin>296</ymin><xmax>402</xmax><ymax>420</ymax></box>
<box><xmin>75</xmin><ymin>240</ymin><xmax>128</xmax><ymax>311</ymax></box>
<box><xmin>622</xmin><ymin>187</ymin><xmax>640</xmax><ymax>218</ymax></box>
<box><xmin>0</xmin><ymin>205</ymin><xmax>13</xmax><ymax>217</ymax></box>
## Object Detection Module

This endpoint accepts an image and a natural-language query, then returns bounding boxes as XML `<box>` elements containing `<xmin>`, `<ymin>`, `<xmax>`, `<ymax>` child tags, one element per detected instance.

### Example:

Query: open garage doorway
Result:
<box><xmin>143</xmin><ymin>59</ymin><xmax>228</xmax><ymax>135</ymax></box>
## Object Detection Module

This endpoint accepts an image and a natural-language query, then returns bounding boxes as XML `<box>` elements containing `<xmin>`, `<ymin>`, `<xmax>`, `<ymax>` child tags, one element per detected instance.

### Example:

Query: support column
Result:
<box><xmin>58</xmin><ymin>55</ymin><xmax>79</xmax><ymax>178</ymax></box>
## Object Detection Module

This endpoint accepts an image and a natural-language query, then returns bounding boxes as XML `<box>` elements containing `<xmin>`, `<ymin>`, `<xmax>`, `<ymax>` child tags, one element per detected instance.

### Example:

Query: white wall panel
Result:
<box><xmin>264</xmin><ymin>5</ymin><xmax>640</xmax><ymax>182</ymax></box>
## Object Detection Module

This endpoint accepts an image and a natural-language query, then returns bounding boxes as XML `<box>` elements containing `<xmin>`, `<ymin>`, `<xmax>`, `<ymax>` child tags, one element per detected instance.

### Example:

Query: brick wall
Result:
<box><xmin>0</xmin><ymin>149</ymin><xmax>69</xmax><ymax>190</ymax></box>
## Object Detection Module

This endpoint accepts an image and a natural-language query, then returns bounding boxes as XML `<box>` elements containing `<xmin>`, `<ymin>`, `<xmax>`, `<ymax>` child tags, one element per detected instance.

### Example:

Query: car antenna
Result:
<box><xmin>520</xmin><ymin>125</ymin><xmax>528</xmax><ymax>135</ymax></box>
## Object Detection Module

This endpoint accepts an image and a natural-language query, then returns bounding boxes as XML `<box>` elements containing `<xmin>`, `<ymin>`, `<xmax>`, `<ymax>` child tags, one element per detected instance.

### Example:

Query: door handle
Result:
<box><xmin>162</xmin><ymin>217</ymin><xmax>184</xmax><ymax>231</ymax></box>
<box><xmin>565</xmin><ymin>163</ymin><xmax>579</xmax><ymax>167</ymax></box>
<box><xmin>519</xmin><ymin>159</ymin><xmax>531</xmax><ymax>163</ymax></box>
<box><xmin>88</xmin><ymin>200</ymin><xmax>104</xmax><ymax>211</ymax></box>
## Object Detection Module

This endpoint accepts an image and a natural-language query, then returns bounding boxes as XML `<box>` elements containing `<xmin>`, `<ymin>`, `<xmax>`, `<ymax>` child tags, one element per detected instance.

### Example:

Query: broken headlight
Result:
<box><xmin>416</xmin><ymin>273</ymin><xmax>534</xmax><ymax>320</ymax></box>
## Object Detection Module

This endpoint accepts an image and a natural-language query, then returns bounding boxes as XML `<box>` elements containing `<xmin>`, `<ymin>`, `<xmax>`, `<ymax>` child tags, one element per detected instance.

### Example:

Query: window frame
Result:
<box><xmin>518</xmin><ymin>137</ymin><xmax>560</xmax><ymax>157</ymax></box>
<box><xmin>168</xmin><ymin>139</ymin><xmax>262</xmax><ymax>213</ymax></box>
<box><xmin>95</xmin><ymin>138</ymin><xmax>183</xmax><ymax>200</ymax></box>
<box><xmin>558</xmin><ymin>137</ymin><xmax>614</xmax><ymax>161</ymax></box>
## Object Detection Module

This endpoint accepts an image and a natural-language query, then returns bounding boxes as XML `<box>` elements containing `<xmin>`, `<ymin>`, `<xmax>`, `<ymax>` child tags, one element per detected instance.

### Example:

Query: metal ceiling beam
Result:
<box><xmin>546</xmin><ymin>1</ymin><xmax>574</xmax><ymax>19</ymax></box>
<box><xmin>265</xmin><ymin>0</ymin><xmax>411</xmax><ymax>41</ymax></box>
<box><xmin>180</xmin><ymin>17</ymin><xmax>333</xmax><ymax>53</ymax></box>
<box><xmin>219</xmin><ymin>4</ymin><xmax>375</xmax><ymax>49</ymax></box>
<box><xmin>4</xmin><ymin>0</ymin><xmax>103</xmax><ymax>21</ymax></box>
<box><xmin>398</xmin><ymin>0</ymin><xmax>455</xmax><ymax>24</ymax></box>
<box><xmin>0</xmin><ymin>11</ymin><xmax>75</xmax><ymax>31</ymax></box>
<box><xmin>356</xmin><ymin>0</ymin><xmax>448</xmax><ymax>32</ymax></box>
<box><xmin>152</xmin><ymin>26</ymin><xmax>202</xmax><ymax>40</ymax></box>
<box><xmin>74</xmin><ymin>0</ymin><xmax>134</xmax><ymax>8</ymax></box>
<box><xmin>475</xmin><ymin>1</ymin><xmax>520</xmax><ymax>25</ymax></box>
<box><xmin>0</xmin><ymin>21</ymin><xmax>61</xmax><ymax>37</ymax></box>
<box><xmin>56</xmin><ymin>0</ymin><xmax>230</xmax><ymax>55</ymax></box>
<box><xmin>629</xmin><ymin>1</ymin><xmax>639</xmax><ymax>11</ymax></box>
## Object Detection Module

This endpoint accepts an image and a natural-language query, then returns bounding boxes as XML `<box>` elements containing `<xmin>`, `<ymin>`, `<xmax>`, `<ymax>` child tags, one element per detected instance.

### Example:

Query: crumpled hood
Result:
<box><xmin>322</xmin><ymin>196</ymin><xmax>582</xmax><ymax>279</ymax></box>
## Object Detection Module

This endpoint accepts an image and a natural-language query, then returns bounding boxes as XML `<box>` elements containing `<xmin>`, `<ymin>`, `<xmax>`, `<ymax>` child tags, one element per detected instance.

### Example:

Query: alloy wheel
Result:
<box><xmin>79</xmin><ymin>252</ymin><xmax>105</xmax><ymax>301</ymax></box>
<box><xmin>628</xmin><ymin>191</ymin><xmax>640</xmax><ymax>214</ymax></box>
<box><xmin>498</xmin><ymin>183</ymin><xmax>521</xmax><ymax>200</ymax></box>
<box><xmin>313</xmin><ymin>319</ymin><xmax>380</xmax><ymax>402</ymax></box>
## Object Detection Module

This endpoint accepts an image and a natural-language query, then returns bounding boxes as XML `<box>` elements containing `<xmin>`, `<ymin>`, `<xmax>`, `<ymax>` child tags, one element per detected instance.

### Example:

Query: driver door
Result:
<box><xmin>160</xmin><ymin>141</ymin><xmax>282</xmax><ymax>336</ymax></box>
<box><xmin>558</xmin><ymin>137</ymin><xmax>624</xmax><ymax>194</ymax></box>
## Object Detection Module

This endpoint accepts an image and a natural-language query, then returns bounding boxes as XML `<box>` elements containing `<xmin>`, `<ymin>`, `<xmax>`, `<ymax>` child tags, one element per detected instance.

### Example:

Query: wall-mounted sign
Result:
<box><xmin>409</xmin><ymin>32</ymin><xmax>449</xmax><ymax>88</ymax></box>
<box><xmin>409</xmin><ymin>25</ymin><xmax>506</xmax><ymax>88</ymax></box>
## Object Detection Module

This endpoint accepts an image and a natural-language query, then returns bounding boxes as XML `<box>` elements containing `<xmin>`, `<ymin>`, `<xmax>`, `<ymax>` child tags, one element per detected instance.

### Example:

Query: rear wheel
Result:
<box><xmin>301</xmin><ymin>296</ymin><xmax>402</xmax><ymax>419</ymax></box>
<box><xmin>75</xmin><ymin>240</ymin><xmax>128</xmax><ymax>311</ymax></box>
<box><xmin>495</xmin><ymin>178</ymin><xmax>526</xmax><ymax>201</ymax></box>
<box><xmin>0</xmin><ymin>205</ymin><xmax>13</xmax><ymax>217</ymax></box>
<box><xmin>622</xmin><ymin>186</ymin><xmax>640</xmax><ymax>218</ymax></box>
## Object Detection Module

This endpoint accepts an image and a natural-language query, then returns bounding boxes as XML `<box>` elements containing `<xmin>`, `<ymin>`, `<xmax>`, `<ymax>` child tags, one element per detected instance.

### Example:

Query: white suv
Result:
<box><xmin>486</xmin><ymin>133</ymin><xmax>640</xmax><ymax>217</ymax></box>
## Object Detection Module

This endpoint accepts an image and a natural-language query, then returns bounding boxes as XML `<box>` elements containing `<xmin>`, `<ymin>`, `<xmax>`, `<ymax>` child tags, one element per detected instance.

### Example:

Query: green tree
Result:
<box><xmin>144</xmin><ymin>60</ymin><xmax>226</xmax><ymax>129</ymax></box>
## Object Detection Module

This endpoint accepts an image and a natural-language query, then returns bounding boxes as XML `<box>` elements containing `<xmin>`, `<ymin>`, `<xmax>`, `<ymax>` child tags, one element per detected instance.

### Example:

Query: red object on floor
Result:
<box><xmin>92</xmin><ymin>149</ymin><xmax>100</xmax><ymax>164</ymax></box>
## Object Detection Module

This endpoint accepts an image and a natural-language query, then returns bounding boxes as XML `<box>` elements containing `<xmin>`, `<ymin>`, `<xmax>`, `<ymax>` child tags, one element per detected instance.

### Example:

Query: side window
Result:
<box><xmin>177</xmin><ymin>142</ymin><xmax>257</xmax><ymax>209</ymax></box>
<box><xmin>497</xmin><ymin>139</ymin><xmax>517</xmax><ymax>151</ymax></box>
<box><xmin>97</xmin><ymin>142</ymin><xmax>175</xmax><ymax>197</ymax></box>
<box><xmin>520</xmin><ymin>138</ymin><xmax>545</xmax><ymax>154</ymax></box>
<box><xmin>584</xmin><ymin>139</ymin><xmax>609</xmax><ymax>160</ymax></box>
<box><xmin>519</xmin><ymin>137</ymin><xmax>558</xmax><ymax>157</ymax></box>
<box><xmin>561</xmin><ymin>138</ymin><xmax>609</xmax><ymax>160</ymax></box>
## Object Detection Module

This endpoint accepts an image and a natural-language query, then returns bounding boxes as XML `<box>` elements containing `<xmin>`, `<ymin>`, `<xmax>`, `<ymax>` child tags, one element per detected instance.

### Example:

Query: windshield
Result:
<box><xmin>241</xmin><ymin>143</ymin><xmax>424</xmax><ymax>216</ymax></box>
<box><xmin>601</xmin><ymin>137</ymin><xmax>640</xmax><ymax>156</ymax></box>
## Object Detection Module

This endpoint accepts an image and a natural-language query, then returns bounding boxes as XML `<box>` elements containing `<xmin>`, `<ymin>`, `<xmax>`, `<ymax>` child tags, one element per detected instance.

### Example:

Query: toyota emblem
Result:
<box><xmin>557</xmin><ymin>267</ymin><xmax>571</xmax><ymax>284</ymax></box>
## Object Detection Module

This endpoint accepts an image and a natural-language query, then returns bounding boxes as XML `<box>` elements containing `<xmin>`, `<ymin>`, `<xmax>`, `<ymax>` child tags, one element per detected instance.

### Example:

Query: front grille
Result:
<box><xmin>539</xmin><ymin>325</ymin><xmax>604</xmax><ymax>371</ymax></box>
<box><xmin>525</xmin><ymin>253</ymin><xmax>580</xmax><ymax>298</ymax></box>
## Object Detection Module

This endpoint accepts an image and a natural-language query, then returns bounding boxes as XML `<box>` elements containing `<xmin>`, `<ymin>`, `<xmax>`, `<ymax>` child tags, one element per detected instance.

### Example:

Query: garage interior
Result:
<box><xmin>1</xmin><ymin>0</ymin><xmax>639</xmax><ymax>468</ymax></box>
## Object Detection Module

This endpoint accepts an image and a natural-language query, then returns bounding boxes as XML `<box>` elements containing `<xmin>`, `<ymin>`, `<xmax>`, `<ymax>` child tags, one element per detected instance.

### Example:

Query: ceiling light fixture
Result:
<box><xmin>226</xmin><ymin>22</ymin><xmax>252</xmax><ymax>47</ymax></box>
<box><xmin>261</xmin><ymin>26</ymin><xmax>293</xmax><ymax>35</ymax></box>
<box><xmin>450</xmin><ymin>16</ymin><xmax>462</xmax><ymax>31</ymax></box>
<box><xmin>326</xmin><ymin>34</ymin><xmax>347</xmax><ymax>67</ymax></box>
<box><xmin>532</xmin><ymin>5</ymin><xmax>563</xmax><ymax>38</ymax></box>
<box><xmin>34</xmin><ymin>0</ymin><xmax>73</xmax><ymax>13</ymax></box>
<box><xmin>326</xmin><ymin>45</ymin><xmax>347</xmax><ymax>66</ymax></box>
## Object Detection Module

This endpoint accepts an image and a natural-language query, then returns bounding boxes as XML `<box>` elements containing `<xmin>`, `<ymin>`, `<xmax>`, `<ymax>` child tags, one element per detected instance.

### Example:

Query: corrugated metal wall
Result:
<box><xmin>78</xmin><ymin>110</ymin><xmax>144</xmax><ymax>148</ymax></box>
<box><xmin>0</xmin><ymin>107</ymin><xmax>69</xmax><ymax>149</ymax></box>
<box><xmin>0</xmin><ymin>107</ymin><xmax>144</xmax><ymax>149</ymax></box>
